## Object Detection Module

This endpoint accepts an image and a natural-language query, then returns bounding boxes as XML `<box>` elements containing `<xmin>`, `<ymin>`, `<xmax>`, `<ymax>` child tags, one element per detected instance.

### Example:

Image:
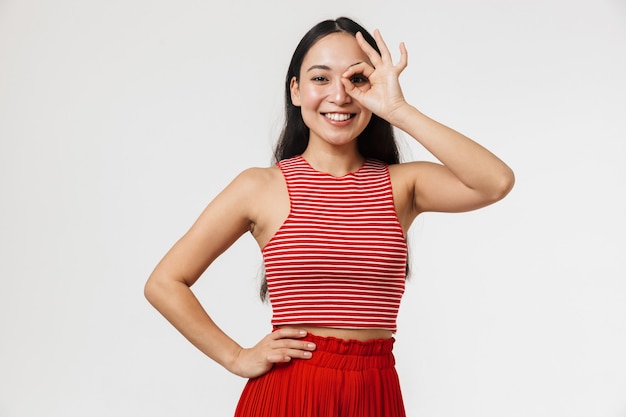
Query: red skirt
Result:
<box><xmin>234</xmin><ymin>333</ymin><xmax>406</xmax><ymax>417</ymax></box>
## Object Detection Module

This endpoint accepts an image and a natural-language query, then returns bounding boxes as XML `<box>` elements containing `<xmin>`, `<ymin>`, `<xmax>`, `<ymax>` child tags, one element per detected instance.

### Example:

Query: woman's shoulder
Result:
<box><xmin>387</xmin><ymin>160</ymin><xmax>441</xmax><ymax>193</ymax></box>
<box><xmin>231</xmin><ymin>164</ymin><xmax>289</xmax><ymax>241</ymax></box>
<box><xmin>236</xmin><ymin>164</ymin><xmax>277</xmax><ymax>177</ymax></box>
<box><xmin>388</xmin><ymin>160</ymin><xmax>431</xmax><ymax>178</ymax></box>
<box><xmin>230</xmin><ymin>165</ymin><xmax>283</xmax><ymax>193</ymax></box>
<box><xmin>215</xmin><ymin>165</ymin><xmax>285</xmax><ymax>220</ymax></box>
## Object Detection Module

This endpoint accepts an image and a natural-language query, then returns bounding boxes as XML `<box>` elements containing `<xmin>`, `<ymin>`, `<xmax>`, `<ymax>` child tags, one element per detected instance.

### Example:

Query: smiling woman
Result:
<box><xmin>144</xmin><ymin>16</ymin><xmax>514</xmax><ymax>417</ymax></box>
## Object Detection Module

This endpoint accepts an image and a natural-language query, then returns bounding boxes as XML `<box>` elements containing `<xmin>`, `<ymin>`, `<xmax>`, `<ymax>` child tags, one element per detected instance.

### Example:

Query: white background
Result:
<box><xmin>1</xmin><ymin>0</ymin><xmax>625</xmax><ymax>416</ymax></box>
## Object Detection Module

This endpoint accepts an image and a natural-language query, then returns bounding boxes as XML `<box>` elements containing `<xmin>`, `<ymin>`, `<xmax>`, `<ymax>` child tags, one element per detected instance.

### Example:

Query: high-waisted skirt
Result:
<box><xmin>233</xmin><ymin>332</ymin><xmax>406</xmax><ymax>417</ymax></box>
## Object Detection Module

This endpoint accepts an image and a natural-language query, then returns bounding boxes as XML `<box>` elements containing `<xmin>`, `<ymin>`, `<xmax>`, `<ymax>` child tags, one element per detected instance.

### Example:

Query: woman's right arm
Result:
<box><xmin>144</xmin><ymin>168</ymin><xmax>316</xmax><ymax>378</ymax></box>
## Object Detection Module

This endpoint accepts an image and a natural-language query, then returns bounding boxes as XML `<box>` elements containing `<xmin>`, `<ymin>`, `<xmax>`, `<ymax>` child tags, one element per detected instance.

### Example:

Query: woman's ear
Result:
<box><xmin>290</xmin><ymin>76</ymin><xmax>301</xmax><ymax>106</ymax></box>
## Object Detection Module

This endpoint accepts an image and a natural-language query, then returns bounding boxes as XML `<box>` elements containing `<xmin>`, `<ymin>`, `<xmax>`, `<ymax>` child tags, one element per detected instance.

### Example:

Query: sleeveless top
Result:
<box><xmin>262</xmin><ymin>155</ymin><xmax>408</xmax><ymax>332</ymax></box>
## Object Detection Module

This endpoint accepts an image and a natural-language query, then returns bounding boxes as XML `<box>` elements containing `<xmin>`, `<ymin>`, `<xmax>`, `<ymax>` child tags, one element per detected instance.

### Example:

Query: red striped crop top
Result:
<box><xmin>262</xmin><ymin>155</ymin><xmax>408</xmax><ymax>332</ymax></box>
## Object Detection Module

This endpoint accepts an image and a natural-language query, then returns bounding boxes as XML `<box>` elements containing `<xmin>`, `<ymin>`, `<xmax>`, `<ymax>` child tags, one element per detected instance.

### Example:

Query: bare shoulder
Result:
<box><xmin>242</xmin><ymin>165</ymin><xmax>282</xmax><ymax>182</ymax></box>
<box><xmin>388</xmin><ymin>160</ymin><xmax>435</xmax><ymax>174</ymax></box>
<box><xmin>388</xmin><ymin>160</ymin><xmax>434</xmax><ymax>188</ymax></box>
<box><xmin>232</xmin><ymin>165</ymin><xmax>289</xmax><ymax>248</ymax></box>
<box><xmin>231</xmin><ymin>165</ymin><xmax>284</xmax><ymax>197</ymax></box>
<box><xmin>198</xmin><ymin>165</ymin><xmax>283</xmax><ymax>225</ymax></box>
<box><xmin>387</xmin><ymin>161</ymin><xmax>453</xmax><ymax>227</ymax></box>
<box><xmin>231</xmin><ymin>164</ymin><xmax>288</xmax><ymax>235</ymax></box>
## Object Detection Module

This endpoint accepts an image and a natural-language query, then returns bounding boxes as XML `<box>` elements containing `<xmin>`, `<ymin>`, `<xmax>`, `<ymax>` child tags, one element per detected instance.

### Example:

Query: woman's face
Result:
<box><xmin>290</xmin><ymin>32</ymin><xmax>373</xmax><ymax>149</ymax></box>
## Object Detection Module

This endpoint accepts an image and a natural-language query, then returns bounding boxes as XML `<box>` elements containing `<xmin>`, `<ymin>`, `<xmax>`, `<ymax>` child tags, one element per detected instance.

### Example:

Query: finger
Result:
<box><xmin>271</xmin><ymin>338</ymin><xmax>317</xmax><ymax>351</ymax></box>
<box><xmin>341</xmin><ymin>77</ymin><xmax>365</xmax><ymax>102</ymax></box>
<box><xmin>343</xmin><ymin>62</ymin><xmax>375</xmax><ymax>81</ymax></box>
<box><xmin>266</xmin><ymin>353</ymin><xmax>293</xmax><ymax>363</ymax></box>
<box><xmin>266</xmin><ymin>341</ymin><xmax>315</xmax><ymax>362</ymax></box>
<box><xmin>267</xmin><ymin>348</ymin><xmax>313</xmax><ymax>363</ymax></box>
<box><xmin>271</xmin><ymin>327</ymin><xmax>308</xmax><ymax>340</ymax></box>
<box><xmin>355</xmin><ymin>31</ymin><xmax>382</xmax><ymax>67</ymax></box>
<box><xmin>373</xmin><ymin>29</ymin><xmax>393</xmax><ymax>64</ymax></box>
<box><xmin>397</xmin><ymin>41</ymin><xmax>408</xmax><ymax>71</ymax></box>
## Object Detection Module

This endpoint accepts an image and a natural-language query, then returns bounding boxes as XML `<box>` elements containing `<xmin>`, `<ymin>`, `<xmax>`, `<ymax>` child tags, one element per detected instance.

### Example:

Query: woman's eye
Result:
<box><xmin>350</xmin><ymin>75</ymin><xmax>369</xmax><ymax>84</ymax></box>
<box><xmin>312</xmin><ymin>76</ymin><xmax>328</xmax><ymax>82</ymax></box>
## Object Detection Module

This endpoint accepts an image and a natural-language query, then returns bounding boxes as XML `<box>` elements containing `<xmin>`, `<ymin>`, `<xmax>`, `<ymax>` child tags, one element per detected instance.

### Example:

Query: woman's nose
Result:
<box><xmin>329</xmin><ymin>79</ymin><xmax>351</xmax><ymax>105</ymax></box>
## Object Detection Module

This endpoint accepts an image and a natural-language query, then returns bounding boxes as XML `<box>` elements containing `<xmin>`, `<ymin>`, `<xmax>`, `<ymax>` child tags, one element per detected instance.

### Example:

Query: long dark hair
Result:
<box><xmin>261</xmin><ymin>17</ymin><xmax>404</xmax><ymax>301</ymax></box>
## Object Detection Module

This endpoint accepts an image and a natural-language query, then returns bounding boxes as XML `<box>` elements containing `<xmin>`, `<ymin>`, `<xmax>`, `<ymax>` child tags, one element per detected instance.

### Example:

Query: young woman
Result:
<box><xmin>145</xmin><ymin>17</ymin><xmax>514</xmax><ymax>417</ymax></box>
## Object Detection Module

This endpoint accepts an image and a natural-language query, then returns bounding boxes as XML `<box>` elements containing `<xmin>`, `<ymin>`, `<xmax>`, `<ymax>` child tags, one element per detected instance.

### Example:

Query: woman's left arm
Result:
<box><xmin>389</xmin><ymin>106</ymin><xmax>515</xmax><ymax>213</ymax></box>
<box><xmin>344</xmin><ymin>29</ymin><xmax>515</xmax><ymax>214</ymax></box>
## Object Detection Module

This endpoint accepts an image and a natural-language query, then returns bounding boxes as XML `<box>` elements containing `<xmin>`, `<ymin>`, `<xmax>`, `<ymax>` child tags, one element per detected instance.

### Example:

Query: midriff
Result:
<box><xmin>279</xmin><ymin>325</ymin><xmax>393</xmax><ymax>342</ymax></box>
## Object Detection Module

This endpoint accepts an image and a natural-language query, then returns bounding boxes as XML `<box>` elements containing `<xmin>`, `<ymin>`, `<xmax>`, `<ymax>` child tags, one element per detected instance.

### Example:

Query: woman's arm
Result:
<box><xmin>144</xmin><ymin>168</ymin><xmax>315</xmax><ymax>378</ymax></box>
<box><xmin>389</xmin><ymin>106</ymin><xmax>515</xmax><ymax>214</ymax></box>
<box><xmin>344</xmin><ymin>29</ymin><xmax>514</xmax><ymax>214</ymax></box>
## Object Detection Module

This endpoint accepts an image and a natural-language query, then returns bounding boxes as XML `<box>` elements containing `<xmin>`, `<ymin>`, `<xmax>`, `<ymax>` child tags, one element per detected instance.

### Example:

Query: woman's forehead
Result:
<box><xmin>301</xmin><ymin>33</ymin><xmax>370</xmax><ymax>70</ymax></box>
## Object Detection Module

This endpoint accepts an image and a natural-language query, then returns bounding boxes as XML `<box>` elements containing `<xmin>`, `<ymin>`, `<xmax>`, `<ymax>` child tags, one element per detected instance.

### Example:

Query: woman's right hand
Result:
<box><xmin>230</xmin><ymin>328</ymin><xmax>317</xmax><ymax>378</ymax></box>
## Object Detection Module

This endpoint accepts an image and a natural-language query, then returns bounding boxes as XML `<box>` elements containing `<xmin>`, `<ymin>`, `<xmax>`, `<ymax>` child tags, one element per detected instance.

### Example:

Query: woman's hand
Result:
<box><xmin>230</xmin><ymin>328</ymin><xmax>316</xmax><ymax>379</ymax></box>
<box><xmin>342</xmin><ymin>29</ymin><xmax>408</xmax><ymax>123</ymax></box>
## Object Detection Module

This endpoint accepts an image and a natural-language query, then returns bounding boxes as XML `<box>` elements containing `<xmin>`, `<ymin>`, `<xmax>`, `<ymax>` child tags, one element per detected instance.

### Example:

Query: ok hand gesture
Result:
<box><xmin>342</xmin><ymin>29</ymin><xmax>409</xmax><ymax>123</ymax></box>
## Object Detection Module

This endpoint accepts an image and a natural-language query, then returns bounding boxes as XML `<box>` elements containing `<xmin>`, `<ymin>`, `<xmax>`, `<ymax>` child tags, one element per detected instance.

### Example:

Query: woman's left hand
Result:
<box><xmin>342</xmin><ymin>29</ymin><xmax>408</xmax><ymax>122</ymax></box>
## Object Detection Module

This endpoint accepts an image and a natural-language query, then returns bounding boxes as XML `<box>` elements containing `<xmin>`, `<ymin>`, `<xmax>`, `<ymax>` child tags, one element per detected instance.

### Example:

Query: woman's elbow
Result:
<box><xmin>490</xmin><ymin>168</ymin><xmax>515</xmax><ymax>202</ymax></box>
<box><xmin>144</xmin><ymin>276</ymin><xmax>158</xmax><ymax>305</ymax></box>
<box><xmin>144</xmin><ymin>272</ymin><xmax>169</xmax><ymax>306</ymax></box>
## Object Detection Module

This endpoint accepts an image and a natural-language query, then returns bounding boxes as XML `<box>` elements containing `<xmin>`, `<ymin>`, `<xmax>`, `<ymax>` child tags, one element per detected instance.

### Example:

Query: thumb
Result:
<box><xmin>341</xmin><ymin>78</ymin><xmax>364</xmax><ymax>102</ymax></box>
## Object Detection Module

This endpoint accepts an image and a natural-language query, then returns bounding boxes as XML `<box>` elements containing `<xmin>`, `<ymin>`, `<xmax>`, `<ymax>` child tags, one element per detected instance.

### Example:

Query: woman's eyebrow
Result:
<box><xmin>306</xmin><ymin>64</ymin><xmax>331</xmax><ymax>72</ymax></box>
<box><xmin>306</xmin><ymin>62</ymin><xmax>363</xmax><ymax>73</ymax></box>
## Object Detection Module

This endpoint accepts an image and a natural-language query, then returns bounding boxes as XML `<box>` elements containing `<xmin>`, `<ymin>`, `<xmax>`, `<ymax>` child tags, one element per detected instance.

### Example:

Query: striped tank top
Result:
<box><xmin>262</xmin><ymin>155</ymin><xmax>407</xmax><ymax>332</ymax></box>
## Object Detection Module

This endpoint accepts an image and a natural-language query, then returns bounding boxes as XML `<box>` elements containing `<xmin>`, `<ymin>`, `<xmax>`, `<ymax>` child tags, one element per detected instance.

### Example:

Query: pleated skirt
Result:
<box><xmin>234</xmin><ymin>333</ymin><xmax>406</xmax><ymax>417</ymax></box>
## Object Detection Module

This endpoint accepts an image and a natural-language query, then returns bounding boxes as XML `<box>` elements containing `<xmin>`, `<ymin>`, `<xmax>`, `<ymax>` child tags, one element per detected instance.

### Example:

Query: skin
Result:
<box><xmin>144</xmin><ymin>29</ymin><xmax>515</xmax><ymax>379</ymax></box>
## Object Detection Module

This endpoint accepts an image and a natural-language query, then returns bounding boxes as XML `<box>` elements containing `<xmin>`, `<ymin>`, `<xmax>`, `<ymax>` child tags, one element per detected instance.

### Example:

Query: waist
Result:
<box><xmin>277</xmin><ymin>325</ymin><xmax>393</xmax><ymax>342</ymax></box>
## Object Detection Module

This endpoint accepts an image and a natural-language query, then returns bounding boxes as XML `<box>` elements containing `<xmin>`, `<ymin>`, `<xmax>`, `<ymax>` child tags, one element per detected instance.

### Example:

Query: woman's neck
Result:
<box><xmin>301</xmin><ymin>148</ymin><xmax>364</xmax><ymax>177</ymax></box>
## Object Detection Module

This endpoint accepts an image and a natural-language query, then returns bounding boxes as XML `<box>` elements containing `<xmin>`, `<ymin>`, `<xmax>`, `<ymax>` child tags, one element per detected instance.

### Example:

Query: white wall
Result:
<box><xmin>1</xmin><ymin>0</ymin><xmax>625</xmax><ymax>416</ymax></box>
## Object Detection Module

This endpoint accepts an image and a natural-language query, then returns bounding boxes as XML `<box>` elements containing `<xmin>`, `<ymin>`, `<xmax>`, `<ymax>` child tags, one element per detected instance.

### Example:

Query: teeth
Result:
<box><xmin>324</xmin><ymin>113</ymin><xmax>352</xmax><ymax>122</ymax></box>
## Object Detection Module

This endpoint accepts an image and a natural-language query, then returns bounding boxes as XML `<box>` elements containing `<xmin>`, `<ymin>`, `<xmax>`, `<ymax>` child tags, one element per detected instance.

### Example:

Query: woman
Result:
<box><xmin>145</xmin><ymin>17</ymin><xmax>514</xmax><ymax>417</ymax></box>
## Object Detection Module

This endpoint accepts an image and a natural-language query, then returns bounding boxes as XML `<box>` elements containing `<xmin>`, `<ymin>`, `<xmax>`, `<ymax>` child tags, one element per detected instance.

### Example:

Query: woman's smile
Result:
<box><xmin>323</xmin><ymin>112</ymin><xmax>355</xmax><ymax>122</ymax></box>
